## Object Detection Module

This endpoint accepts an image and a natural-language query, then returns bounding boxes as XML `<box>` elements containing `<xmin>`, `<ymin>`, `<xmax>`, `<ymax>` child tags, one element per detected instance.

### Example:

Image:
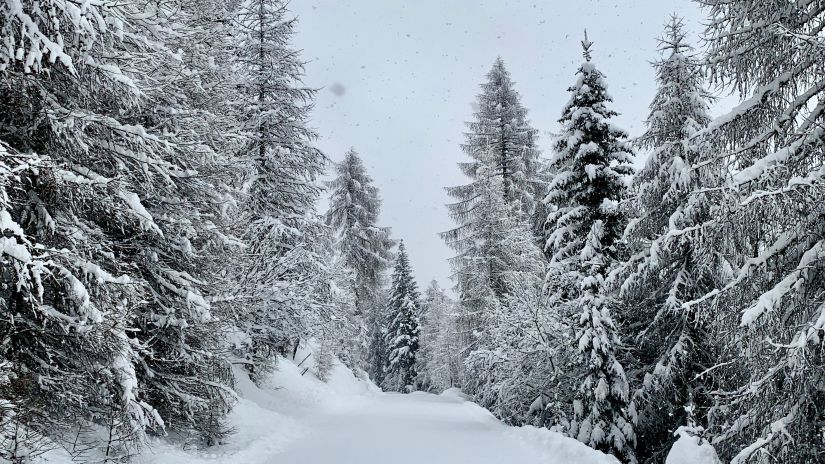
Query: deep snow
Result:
<box><xmin>172</xmin><ymin>350</ymin><xmax>616</xmax><ymax>464</ymax></box>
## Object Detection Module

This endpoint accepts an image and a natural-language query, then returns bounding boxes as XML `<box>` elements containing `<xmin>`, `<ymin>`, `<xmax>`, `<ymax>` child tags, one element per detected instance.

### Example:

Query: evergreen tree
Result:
<box><xmin>453</xmin><ymin>57</ymin><xmax>542</xmax><ymax>222</ymax></box>
<box><xmin>543</xmin><ymin>34</ymin><xmax>636</xmax><ymax>463</ymax></box>
<box><xmin>614</xmin><ymin>17</ymin><xmax>720</xmax><ymax>462</ymax></box>
<box><xmin>295</xmin><ymin>218</ymin><xmax>361</xmax><ymax>380</ymax></box>
<box><xmin>682</xmin><ymin>1</ymin><xmax>825</xmax><ymax>461</ymax></box>
<box><xmin>443</xmin><ymin>59</ymin><xmax>543</xmax><ymax>389</ymax></box>
<box><xmin>0</xmin><ymin>0</ymin><xmax>237</xmax><ymax>452</ymax></box>
<box><xmin>324</xmin><ymin>148</ymin><xmax>395</xmax><ymax>382</ymax></box>
<box><xmin>229</xmin><ymin>0</ymin><xmax>327</xmax><ymax>379</ymax></box>
<box><xmin>382</xmin><ymin>241</ymin><xmax>421</xmax><ymax>393</ymax></box>
<box><xmin>415</xmin><ymin>281</ymin><xmax>461</xmax><ymax>392</ymax></box>
<box><xmin>444</xmin><ymin>142</ymin><xmax>545</xmax><ymax>394</ymax></box>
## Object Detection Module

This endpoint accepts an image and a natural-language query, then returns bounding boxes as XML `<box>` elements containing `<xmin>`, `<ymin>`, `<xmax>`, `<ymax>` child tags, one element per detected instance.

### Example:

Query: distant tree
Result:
<box><xmin>415</xmin><ymin>281</ymin><xmax>461</xmax><ymax>392</ymax></box>
<box><xmin>382</xmin><ymin>241</ymin><xmax>421</xmax><ymax>392</ymax></box>
<box><xmin>443</xmin><ymin>58</ymin><xmax>543</xmax><ymax>365</ymax></box>
<box><xmin>542</xmin><ymin>33</ymin><xmax>636</xmax><ymax>463</ymax></box>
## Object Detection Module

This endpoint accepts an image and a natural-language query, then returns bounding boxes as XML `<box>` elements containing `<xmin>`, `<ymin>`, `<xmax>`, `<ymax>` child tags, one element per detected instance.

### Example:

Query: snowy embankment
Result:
<box><xmin>36</xmin><ymin>347</ymin><xmax>618</xmax><ymax>463</ymax></box>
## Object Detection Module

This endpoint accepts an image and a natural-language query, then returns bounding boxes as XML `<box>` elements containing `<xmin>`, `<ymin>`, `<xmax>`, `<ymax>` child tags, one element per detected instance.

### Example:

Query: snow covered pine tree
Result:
<box><xmin>1</xmin><ymin>0</ymin><xmax>238</xmax><ymax>454</ymax></box>
<box><xmin>542</xmin><ymin>33</ymin><xmax>636</xmax><ymax>463</ymax></box>
<box><xmin>382</xmin><ymin>241</ymin><xmax>421</xmax><ymax>393</ymax></box>
<box><xmin>325</xmin><ymin>148</ymin><xmax>395</xmax><ymax>383</ymax></box>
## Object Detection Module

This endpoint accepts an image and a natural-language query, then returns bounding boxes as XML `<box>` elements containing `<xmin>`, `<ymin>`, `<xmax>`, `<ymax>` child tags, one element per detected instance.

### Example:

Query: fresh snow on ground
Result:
<box><xmin>34</xmin><ymin>347</ymin><xmax>617</xmax><ymax>463</ymax></box>
<box><xmin>665</xmin><ymin>428</ymin><xmax>722</xmax><ymax>464</ymax></box>
<box><xmin>275</xmin><ymin>390</ymin><xmax>618</xmax><ymax>464</ymax></box>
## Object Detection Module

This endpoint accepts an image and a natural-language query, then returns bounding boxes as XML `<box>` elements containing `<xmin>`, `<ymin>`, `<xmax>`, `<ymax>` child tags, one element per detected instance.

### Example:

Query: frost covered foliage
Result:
<box><xmin>1</xmin><ymin>143</ymin><xmax>145</xmax><ymax>459</ymax></box>
<box><xmin>613</xmin><ymin>18</ymin><xmax>721</xmax><ymax>463</ymax></box>
<box><xmin>325</xmin><ymin>148</ymin><xmax>395</xmax><ymax>382</ymax></box>
<box><xmin>296</xmin><ymin>221</ymin><xmax>360</xmax><ymax>381</ymax></box>
<box><xmin>542</xmin><ymin>36</ymin><xmax>636</xmax><ymax>463</ymax></box>
<box><xmin>415</xmin><ymin>281</ymin><xmax>462</xmax><ymax>392</ymax></box>
<box><xmin>444</xmin><ymin>141</ymin><xmax>546</xmax><ymax>394</ymax></box>
<box><xmin>467</xmin><ymin>270</ymin><xmax>577</xmax><ymax>428</ymax></box>
<box><xmin>0</xmin><ymin>0</ymin><xmax>238</xmax><ymax>452</ymax></box>
<box><xmin>228</xmin><ymin>0</ymin><xmax>328</xmax><ymax>379</ymax></box>
<box><xmin>381</xmin><ymin>241</ymin><xmax>421</xmax><ymax>393</ymax></box>
<box><xmin>457</xmin><ymin>168</ymin><xmax>547</xmax><ymax>422</ymax></box>
<box><xmin>682</xmin><ymin>1</ymin><xmax>825</xmax><ymax>461</ymax></box>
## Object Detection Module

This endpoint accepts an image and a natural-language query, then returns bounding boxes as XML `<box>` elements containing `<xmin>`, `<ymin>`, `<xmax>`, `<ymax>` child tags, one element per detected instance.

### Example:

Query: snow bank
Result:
<box><xmin>665</xmin><ymin>428</ymin><xmax>721</xmax><ymax>464</ymax></box>
<box><xmin>505</xmin><ymin>425</ymin><xmax>620</xmax><ymax>464</ymax></box>
<box><xmin>439</xmin><ymin>387</ymin><xmax>472</xmax><ymax>401</ymax></box>
<box><xmin>33</xmin><ymin>346</ymin><xmax>375</xmax><ymax>464</ymax></box>
<box><xmin>135</xmin><ymin>347</ymin><xmax>375</xmax><ymax>464</ymax></box>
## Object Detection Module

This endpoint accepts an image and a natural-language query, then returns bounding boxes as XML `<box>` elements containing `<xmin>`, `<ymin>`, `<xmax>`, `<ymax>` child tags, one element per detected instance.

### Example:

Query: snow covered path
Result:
<box><xmin>272</xmin><ymin>391</ymin><xmax>615</xmax><ymax>464</ymax></box>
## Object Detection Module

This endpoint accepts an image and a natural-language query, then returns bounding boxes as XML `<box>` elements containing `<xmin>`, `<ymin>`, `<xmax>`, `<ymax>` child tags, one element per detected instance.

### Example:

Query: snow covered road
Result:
<box><xmin>118</xmin><ymin>355</ymin><xmax>616</xmax><ymax>464</ymax></box>
<box><xmin>272</xmin><ymin>390</ymin><xmax>616</xmax><ymax>464</ymax></box>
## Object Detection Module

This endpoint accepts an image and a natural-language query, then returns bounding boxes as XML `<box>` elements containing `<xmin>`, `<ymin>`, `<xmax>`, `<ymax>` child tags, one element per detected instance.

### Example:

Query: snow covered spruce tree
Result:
<box><xmin>680</xmin><ymin>1</ymin><xmax>825</xmax><ymax>461</ymax></box>
<box><xmin>325</xmin><ymin>148</ymin><xmax>395</xmax><ymax>381</ymax></box>
<box><xmin>382</xmin><ymin>241</ymin><xmax>422</xmax><ymax>393</ymax></box>
<box><xmin>1</xmin><ymin>0</ymin><xmax>237</xmax><ymax>452</ymax></box>
<box><xmin>543</xmin><ymin>34</ymin><xmax>636</xmax><ymax>463</ymax></box>
<box><xmin>229</xmin><ymin>0</ymin><xmax>328</xmax><ymax>379</ymax></box>
<box><xmin>614</xmin><ymin>17</ymin><xmax>721</xmax><ymax>463</ymax></box>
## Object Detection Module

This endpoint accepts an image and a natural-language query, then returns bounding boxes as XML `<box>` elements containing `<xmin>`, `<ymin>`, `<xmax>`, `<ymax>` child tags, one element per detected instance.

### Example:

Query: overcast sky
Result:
<box><xmin>292</xmin><ymin>1</ymin><xmax>721</xmax><ymax>291</ymax></box>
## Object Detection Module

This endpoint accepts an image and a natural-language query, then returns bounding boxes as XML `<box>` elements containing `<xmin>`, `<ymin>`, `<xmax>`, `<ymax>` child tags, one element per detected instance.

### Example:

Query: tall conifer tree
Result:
<box><xmin>325</xmin><ymin>148</ymin><xmax>395</xmax><ymax>382</ymax></box>
<box><xmin>614</xmin><ymin>18</ymin><xmax>720</xmax><ymax>462</ymax></box>
<box><xmin>0</xmin><ymin>0</ymin><xmax>238</xmax><ymax>451</ymax></box>
<box><xmin>682</xmin><ymin>2</ymin><xmax>825</xmax><ymax>460</ymax></box>
<box><xmin>542</xmin><ymin>34</ymin><xmax>636</xmax><ymax>463</ymax></box>
<box><xmin>443</xmin><ymin>60</ymin><xmax>543</xmax><ymax>385</ymax></box>
<box><xmin>230</xmin><ymin>0</ymin><xmax>327</xmax><ymax>378</ymax></box>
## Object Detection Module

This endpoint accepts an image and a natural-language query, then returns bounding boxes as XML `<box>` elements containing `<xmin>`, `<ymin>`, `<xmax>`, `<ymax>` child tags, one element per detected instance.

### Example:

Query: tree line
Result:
<box><xmin>425</xmin><ymin>5</ymin><xmax>825</xmax><ymax>464</ymax></box>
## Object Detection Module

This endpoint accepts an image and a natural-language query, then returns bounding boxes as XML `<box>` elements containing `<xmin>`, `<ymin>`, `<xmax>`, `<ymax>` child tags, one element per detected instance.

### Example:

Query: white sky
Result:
<box><xmin>292</xmin><ymin>1</ymin><xmax>725</xmax><ymax>291</ymax></box>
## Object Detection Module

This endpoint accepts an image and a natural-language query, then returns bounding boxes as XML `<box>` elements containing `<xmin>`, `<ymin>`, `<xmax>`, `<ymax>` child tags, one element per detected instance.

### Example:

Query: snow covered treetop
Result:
<box><xmin>581</xmin><ymin>30</ymin><xmax>593</xmax><ymax>62</ymax></box>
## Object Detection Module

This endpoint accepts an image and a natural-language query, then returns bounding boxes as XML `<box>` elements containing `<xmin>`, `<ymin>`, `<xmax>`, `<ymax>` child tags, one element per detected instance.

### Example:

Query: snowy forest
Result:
<box><xmin>0</xmin><ymin>0</ymin><xmax>823</xmax><ymax>463</ymax></box>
